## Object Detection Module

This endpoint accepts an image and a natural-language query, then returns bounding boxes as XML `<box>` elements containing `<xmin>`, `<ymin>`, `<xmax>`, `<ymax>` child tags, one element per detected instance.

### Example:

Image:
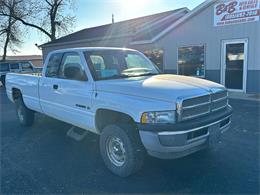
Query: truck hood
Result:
<box><xmin>96</xmin><ymin>74</ymin><xmax>225</xmax><ymax>102</ymax></box>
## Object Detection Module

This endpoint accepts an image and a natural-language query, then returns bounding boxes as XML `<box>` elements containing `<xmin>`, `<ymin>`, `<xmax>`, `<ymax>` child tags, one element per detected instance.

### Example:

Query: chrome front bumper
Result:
<box><xmin>139</xmin><ymin>115</ymin><xmax>231</xmax><ymax>159</ymax></box>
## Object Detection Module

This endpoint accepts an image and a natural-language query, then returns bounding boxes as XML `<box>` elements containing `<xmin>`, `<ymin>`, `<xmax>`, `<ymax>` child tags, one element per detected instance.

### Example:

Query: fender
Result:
<box><xmin>92</xmin><ymin>91</ymin><xmax>175</xmax><ymax>123</ymax></box>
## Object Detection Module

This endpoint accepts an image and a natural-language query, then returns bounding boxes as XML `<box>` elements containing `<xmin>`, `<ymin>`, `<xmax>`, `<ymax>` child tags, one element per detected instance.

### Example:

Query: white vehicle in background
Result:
<box><xmin>5</xmin><ymin>47</ymin><xmax>232</xmax><ymax>177</ymax></box>
<box><xmin>0</xmin><ymin>61</ymin><xmax>42</xmax><ymax>87</ymax></box>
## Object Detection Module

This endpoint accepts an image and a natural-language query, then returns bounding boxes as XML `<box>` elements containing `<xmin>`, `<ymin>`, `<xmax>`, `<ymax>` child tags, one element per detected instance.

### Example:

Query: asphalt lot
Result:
<box><xmin>0</xmin><ymin>87</ymin><xmax>259</xmax><ymax>194</ymax></box>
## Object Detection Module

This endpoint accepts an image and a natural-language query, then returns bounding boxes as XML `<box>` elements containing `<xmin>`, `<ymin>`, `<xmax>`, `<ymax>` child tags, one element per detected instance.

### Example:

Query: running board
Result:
<box><xmin>66</xmin><ymin>126</ymin><xmax>88</xmax><ymax>141</ymax></box>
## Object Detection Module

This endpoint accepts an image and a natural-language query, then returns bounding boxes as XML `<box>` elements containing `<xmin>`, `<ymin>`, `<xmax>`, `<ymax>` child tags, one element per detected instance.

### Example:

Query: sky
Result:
<box><xmin>4</xmin><ymin>0</ymin><xmax>205</xmax><ymax>56</ymax></box>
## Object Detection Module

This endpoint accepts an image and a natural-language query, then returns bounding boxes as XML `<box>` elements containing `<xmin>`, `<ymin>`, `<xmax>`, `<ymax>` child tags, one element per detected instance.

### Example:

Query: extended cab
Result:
<box><xmin>5</xmin><ymin>48</ymin><xmax>232</xmax><ymax>177</ymax></box>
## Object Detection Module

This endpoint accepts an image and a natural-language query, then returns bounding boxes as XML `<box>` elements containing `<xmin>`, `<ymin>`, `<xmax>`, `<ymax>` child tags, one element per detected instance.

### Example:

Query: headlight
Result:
<box><xmin>141</xmin><ymin>111</ymin><xmax>176</xmax><ymax>124</ymax></box>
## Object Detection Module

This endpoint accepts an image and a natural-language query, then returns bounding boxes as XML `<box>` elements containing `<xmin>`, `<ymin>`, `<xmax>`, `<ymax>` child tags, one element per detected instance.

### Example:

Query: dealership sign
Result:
<box><xmin>214</xmin><ymin>0</ymin><xmax>260</xmax><ymax>26</ymax></box>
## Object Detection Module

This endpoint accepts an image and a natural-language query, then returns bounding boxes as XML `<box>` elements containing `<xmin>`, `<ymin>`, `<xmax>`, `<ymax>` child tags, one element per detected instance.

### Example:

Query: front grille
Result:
<box><xmin>211</xmin><ymin>90</ymin><xmax>228</xmax><ymax>112</ymax></box>
<box><xmin>212</xmin><ymin>90</ymin><xmax>227</xmax><ymax>100</ymax></box>
<box><xmin>182</xmin><ymin>104</ymin><xmax>210</xmax><ymax>120</ymax></box>
<box><xmin>182</xmin><ymin>95</ymin><xmax>210</xmax><ymax>107</ymax></box>
<box><xmin>212</xmin><ymin>98</ymin><xmax>228</xmax><ymax>111</ymax></box>
<box><xmin>178</xmin><ymin>90</ymin><xmax>228</xmax><ymax>121</ymax></box>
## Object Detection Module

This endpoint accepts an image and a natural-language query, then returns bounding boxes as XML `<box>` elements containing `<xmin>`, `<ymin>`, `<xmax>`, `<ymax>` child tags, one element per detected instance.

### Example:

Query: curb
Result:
<box><xmin>229</xmin><ymin>92</ymin><xmax>260</xmax><ymax>102</ymax></box>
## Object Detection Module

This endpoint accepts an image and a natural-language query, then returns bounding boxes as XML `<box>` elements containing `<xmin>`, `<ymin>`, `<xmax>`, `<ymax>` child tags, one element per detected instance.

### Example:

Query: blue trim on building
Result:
<box><xmin>163</xmin><ymin>69</ymin><xmax>259</xmax><ymax>94</ymax></box>
<box><xmin>205</xmin><ymin>70</ymin><xmax>221</xmax><ymax>83</ymax></box>
<box><xmin>164</xmin><ymin>69</ymin><xmax>177</xmax><ymax>74</ymax></box>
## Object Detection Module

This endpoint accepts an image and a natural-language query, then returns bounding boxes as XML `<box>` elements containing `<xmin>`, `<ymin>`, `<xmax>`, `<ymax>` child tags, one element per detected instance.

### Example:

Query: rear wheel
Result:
<box><xmin>15</xmin><ymin>98</ymin><xmax>34</xmax><ymax>126</ymax></box>
<box><xmin>100</xmin><ymin>124</ymin><xmax>145</xmax><ymax>177</ymax></box>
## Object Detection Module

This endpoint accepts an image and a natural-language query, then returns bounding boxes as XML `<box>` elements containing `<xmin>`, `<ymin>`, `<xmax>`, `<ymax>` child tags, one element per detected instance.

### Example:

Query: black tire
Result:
<box><xmin>15</xmin><ymin>98</ymin><xmax>34</xmax><ymax>126</ymax></box>
<box><xmin>100</xmin><ymin>124</ymin><xmax>145</xmax><ymax>177</ymax></box>
<box><xmin>1</xmin><ymin>75</ymin><xmax>6</xmax><ymax>87</ymax></box>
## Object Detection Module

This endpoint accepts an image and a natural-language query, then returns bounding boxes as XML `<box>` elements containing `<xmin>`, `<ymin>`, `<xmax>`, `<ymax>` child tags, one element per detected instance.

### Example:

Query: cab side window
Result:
<box><xmin>45</xmin><ymin>53</ymin><xmax>62</xmax><ymax>77</ymax></box>
<box><xmin>58</xmin><ymin>52</ymin><xmax>87</xmax><ymax>81</ymax></box>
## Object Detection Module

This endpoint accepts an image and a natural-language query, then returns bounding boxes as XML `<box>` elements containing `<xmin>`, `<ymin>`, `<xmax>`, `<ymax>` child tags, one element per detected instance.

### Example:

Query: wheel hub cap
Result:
<box><xmin>106</xmin><ymin>136</ymin><xmax>126</xmax><ymax>167</ymax></box>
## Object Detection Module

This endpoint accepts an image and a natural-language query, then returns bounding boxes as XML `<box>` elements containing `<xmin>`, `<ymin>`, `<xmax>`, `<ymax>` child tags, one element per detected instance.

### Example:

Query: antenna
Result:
<box><xmin>112</xmin><ymin>14</ymin><xmax>114</xmax><ymax>24</ymax></box>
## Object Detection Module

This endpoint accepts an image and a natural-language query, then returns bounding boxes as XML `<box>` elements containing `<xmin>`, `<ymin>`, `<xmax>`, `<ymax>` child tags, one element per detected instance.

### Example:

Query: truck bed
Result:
<box><xmin>5</xmin><ymin>72</ymin><xmax>42</xmax><ymax>113</ymax></box>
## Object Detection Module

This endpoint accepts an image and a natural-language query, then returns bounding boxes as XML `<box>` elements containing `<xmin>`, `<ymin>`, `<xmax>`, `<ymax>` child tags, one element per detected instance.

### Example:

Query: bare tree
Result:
<box><xmin>0</xmin><ymin>0</ymin><xmax>23</xmax><ymax>61</ymax></box>
<box><xmin>0</xmin><ymin>0</ymin><xmax>75</xmax><ymax>41</ymax></box>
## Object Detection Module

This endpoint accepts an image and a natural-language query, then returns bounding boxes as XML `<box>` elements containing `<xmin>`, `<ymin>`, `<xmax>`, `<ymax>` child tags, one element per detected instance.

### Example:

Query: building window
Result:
<box><xmin>178</xmin><ymin>45</ymin><xmax>205</xmax><ymax>77</ymax></box>
<box><xmin>144</xmin><ymin>49</ymin><xmax>164</xmax><ymax>71</ymax></box>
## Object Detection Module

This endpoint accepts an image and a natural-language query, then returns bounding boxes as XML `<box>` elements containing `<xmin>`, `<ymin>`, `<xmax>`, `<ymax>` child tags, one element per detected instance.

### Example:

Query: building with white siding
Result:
<box><xmin>40</xmin><ymin>0</ymin><xmax>260</xmax><ymax>94</ymax></box>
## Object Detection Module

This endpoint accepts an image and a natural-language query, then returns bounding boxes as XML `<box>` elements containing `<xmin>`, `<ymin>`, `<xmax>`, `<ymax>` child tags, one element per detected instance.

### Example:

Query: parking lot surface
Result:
<box><xmin>0</xmin><ymin>87</ymin><xmax>259</xmax><ymax>194</ymax></box>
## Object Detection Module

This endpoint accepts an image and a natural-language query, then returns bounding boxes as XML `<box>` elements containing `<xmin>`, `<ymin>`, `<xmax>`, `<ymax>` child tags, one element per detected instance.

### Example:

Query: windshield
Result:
<box><xmin>84</xmin><ymin>50</ymin><xmax>160</xmax><ymax>80</ymax></box>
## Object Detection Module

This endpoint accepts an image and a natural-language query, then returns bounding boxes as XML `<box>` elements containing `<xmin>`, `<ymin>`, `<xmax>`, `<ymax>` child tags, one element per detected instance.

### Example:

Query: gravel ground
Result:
<box><xmin>0</xmin><ymin>87</ymin><xmax>259</xmax><ymax>194</ymax></box>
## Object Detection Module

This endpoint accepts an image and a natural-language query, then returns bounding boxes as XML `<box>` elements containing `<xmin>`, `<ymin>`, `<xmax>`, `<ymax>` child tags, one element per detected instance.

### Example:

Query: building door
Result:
<box><xmin>221</xmin><ymin>39</ymin><xmax>248</xmax><ymax>92</ymax></box>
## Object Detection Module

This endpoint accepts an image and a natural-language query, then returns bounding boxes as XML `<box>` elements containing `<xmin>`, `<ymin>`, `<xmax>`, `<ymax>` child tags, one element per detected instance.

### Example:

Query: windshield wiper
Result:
<box><xmin>125</xmin><ymin>73</ymin><xmax>159</xmax><ymax>77</ymax></box>
<box><xmin>100</xmin><ymin>74</ymin><xmax>129</xmax><ymax>80</ymax></box>
<box><xmin>100</xmin><ymin>73</ymin><xmax>159</xmax><ymax>80</ymax></box>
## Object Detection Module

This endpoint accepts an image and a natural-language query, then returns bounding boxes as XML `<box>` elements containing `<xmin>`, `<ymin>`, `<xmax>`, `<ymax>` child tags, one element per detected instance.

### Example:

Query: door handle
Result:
<box><xmin>53</xmin><ymin>84</ymin><xmax>59</xmax><ymax>90</ymax></box>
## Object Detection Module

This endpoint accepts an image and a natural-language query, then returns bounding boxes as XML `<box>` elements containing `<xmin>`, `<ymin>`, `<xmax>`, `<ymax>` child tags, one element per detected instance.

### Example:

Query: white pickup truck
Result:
<box><xmin>6</xmin><ymin>47</ymin><xmax>232</xmax><ymax>177</ymax></box>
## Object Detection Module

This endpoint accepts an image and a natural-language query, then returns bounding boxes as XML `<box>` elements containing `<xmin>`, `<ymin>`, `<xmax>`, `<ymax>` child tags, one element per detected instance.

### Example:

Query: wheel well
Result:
<box><xmin>95</xmin><ymin>109</ymin><xmax>136</xmax><ymax>133</ymax></box>
<box><xmin>1</xmin><ymin>75</ymin><xmax>5</xmax><ymax>82</ymax></box>
<box><xmin>12</xmin><ymin>88</ymin><xmax>22</xmax><ymax>101</ymax></box>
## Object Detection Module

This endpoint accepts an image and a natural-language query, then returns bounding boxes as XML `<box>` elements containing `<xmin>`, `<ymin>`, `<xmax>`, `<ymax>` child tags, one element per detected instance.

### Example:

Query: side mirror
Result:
<box><xmin>64</xmin><ymin>64</ymin><xmax>87</xmax><ymax>81</ymax></box>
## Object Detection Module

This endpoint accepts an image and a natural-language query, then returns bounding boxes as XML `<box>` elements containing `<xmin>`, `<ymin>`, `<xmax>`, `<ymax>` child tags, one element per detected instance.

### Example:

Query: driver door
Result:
<box><xmin>40</xmin><ymin>52</ymin><xmax>95</xmax><ymax>131</ymax></box>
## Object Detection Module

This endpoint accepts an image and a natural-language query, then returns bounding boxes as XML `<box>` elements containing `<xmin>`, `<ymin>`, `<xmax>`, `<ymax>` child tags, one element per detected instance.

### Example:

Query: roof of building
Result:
<box><xmin>41</xmin><ymin>0</ymin><xmax>217</xmax><ymax>48</ymax></box>
<box><xmin>1</xmin><ymin>55</ymin><xmax>42</xmax><ymax>61</ymax></box>
<box><xmin>131</xmin><ymin>0</ymin><xmax>217</xmax><ymax>45</ymax></box>
<box><xmin>40</xmin><ymin>8</ymin><xmax>189</xmax><ymax>47</ymax></box>
<box><xmin>132</xmin><ymin>11</ymin><xmax>186</xmax><ymax>42</ymax></box>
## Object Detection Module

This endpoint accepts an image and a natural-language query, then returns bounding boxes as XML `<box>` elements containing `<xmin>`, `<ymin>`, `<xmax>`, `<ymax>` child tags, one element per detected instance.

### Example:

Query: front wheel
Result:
<box><xmin>15</xmin><ymin>98</ymin><xmax>34</xmax><ymax>126</ymax></box>
<box><xmin>100</xmin><ymin>124</ymin><xmax>145</xmax><ymax>177</ymax></box>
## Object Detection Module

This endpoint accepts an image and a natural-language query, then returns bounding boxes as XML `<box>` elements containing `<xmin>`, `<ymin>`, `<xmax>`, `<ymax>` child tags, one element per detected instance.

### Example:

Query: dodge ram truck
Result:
<box><xmin>5</xmin><ymin>47</ymin><xmax>232</xmax><ymax>177</ymax></box>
